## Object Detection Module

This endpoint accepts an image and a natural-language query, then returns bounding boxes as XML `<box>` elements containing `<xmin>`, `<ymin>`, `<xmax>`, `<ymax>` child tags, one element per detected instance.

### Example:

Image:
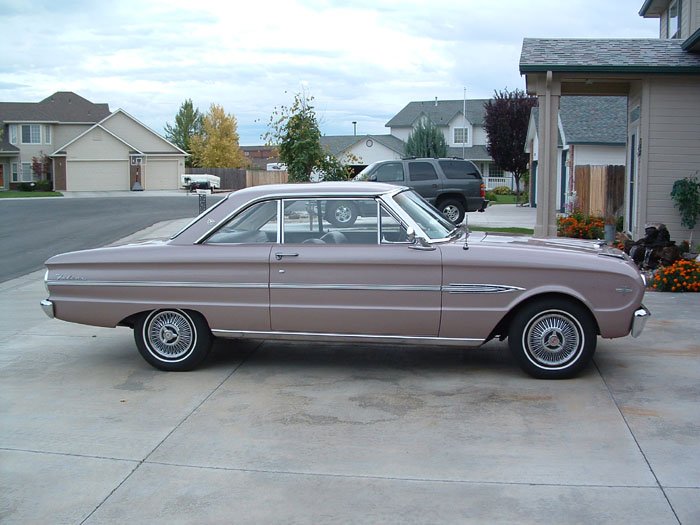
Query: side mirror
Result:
<box><xmin>406</xmin><ymin>227</ymin><xmax>416</xmax><ymax>243</ymax></box>
<box><xmin>369</xmin><ymin>174</ymin><xmax>377</xmax><ymax>182</ymax></box>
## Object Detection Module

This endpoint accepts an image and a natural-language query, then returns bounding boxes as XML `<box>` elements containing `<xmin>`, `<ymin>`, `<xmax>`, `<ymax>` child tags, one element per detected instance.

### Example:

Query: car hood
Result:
<box><xmin>467</xmin><ymin>231</ymin><xmax>624</xmax><ymax>258</ymax></box>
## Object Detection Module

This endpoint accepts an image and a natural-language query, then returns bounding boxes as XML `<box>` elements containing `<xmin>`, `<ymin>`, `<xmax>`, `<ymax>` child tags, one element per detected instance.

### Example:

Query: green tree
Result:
<box><xmin>483</xmin><ymin>88</ymin><xmax>537</xmax><ymax>203</ymax></box>
<box><xmin>264</xmin><ymin>92</ymin><xmax>353</xmax><ymax>182</ymax></box>
<box><xmin>404</xmin><ymin>119</ymin><xmax>447</xmax><ymax>158</ymax></box>
<box><xmin>190</xmin><ymin>104</ymin><xmax>246</xmax><ymax>168</ymax></box>
<box><xmin>164</xmin><ymin>99</ymin><xmax>203</xmax><ymax>167</ymax></box>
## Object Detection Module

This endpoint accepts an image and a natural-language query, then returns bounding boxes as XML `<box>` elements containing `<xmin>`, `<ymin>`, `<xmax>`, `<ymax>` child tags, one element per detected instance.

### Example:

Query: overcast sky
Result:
<box><xmin>2</xmin><ymin>0</ymin><xmax>657</xmax><ymax>145</ymax></box>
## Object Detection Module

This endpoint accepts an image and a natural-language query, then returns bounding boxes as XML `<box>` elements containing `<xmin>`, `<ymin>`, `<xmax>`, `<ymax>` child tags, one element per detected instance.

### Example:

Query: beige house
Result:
<box><xmin>0</xmin><ymin>92</ymin><xmax>186</xmax><ymax>191</ymax></box>
<box><xmin>520</xmin><ymin>0</ymin><xmax>700</xmax><ymax>242</ymax></box>
<box><xmin>52</xmin><ymin>109</ymin><xmax>186</xmax><ymax>191</ymax></box>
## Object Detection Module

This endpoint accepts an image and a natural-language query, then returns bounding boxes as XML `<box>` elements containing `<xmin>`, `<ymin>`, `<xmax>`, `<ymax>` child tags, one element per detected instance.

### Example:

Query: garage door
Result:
<box><xmin>66</xmin><ymin>161</ymin><xmax>129</xmax><ymax>191</ymax></box>
<box><xmin>145</xmin><ymin>160</ymin><xmax>179</xmax><ymax>190</ymax></box>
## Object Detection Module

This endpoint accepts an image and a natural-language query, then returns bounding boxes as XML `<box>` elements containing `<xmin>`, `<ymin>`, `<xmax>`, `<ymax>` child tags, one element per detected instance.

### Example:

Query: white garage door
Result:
<box><xmin>66</xmin><ymin>161</ymin><xmax>129</xmax><ymax>191</ymax></box>
<box><xmin>145</xmin><ymin>160</ymin><xmax>179</xmax><ymax>190</ymax></box>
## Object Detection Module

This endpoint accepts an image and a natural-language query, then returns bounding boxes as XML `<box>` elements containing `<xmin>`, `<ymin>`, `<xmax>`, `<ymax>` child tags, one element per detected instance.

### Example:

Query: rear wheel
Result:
<box><xmin>508</xmin><ymin>299</ymin><xmax>596</xmax><ymax>379</ymax></box>
<box><xmin>134</xmin><ymin>309</ymin><xmax>212</xmax><ymax>371</ymax></box>
<box><xmin>438</xmin><ymin>199</ymin><xmax>465</xmax><ymax>225</ymax></box>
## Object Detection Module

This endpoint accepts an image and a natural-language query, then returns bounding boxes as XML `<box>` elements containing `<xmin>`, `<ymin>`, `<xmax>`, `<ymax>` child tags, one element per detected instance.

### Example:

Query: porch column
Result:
<box><xmin>534</xmin><ymin>71</ymin><xmax>561</xmax><ymax>238</ymax></box>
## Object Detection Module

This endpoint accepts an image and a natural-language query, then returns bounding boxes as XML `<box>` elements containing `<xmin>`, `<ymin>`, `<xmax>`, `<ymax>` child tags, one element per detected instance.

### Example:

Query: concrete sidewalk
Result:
<box><xmin>466</xmin><ymin>203</ymin><xmax>536</xmax><ymax>229</ymax></box>
<box><xmin>1</xmin><ymin>221</ymin><xmax>699</xmax><ymax>524</ymax></box>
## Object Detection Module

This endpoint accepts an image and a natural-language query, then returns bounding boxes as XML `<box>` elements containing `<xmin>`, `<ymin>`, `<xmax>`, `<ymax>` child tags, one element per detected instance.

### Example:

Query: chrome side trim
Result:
<box><xmin>444</xmin><ymin>283</ymin><xmax>526</xmax><ymax>294</ymax></box>
<box><xmin>46</xmin><ymin>280</ymin><xmax>268</xmax><ymax>289</ymax></box>
<box><xmin>212</xmin><ymin>329</ymin><xmax>483</xmax><ymax>347</ymax></box>
<box><xmin>631</xmin><ymin>304</ymin><xmax>650</xmax><ymax>338</ymax></box>
<box><xmin>40</xmin><ymin>299</ymin><xmax>54</xmax><ymax>319</ymax></box>
<box><xmin>271</xmin><ymin>283</ymin><xmax>441</xmax><ymax>292</ymax></box>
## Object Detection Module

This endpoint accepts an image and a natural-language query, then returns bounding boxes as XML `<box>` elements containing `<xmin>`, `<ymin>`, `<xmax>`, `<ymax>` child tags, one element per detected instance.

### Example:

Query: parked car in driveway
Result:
<box><xmin>354</xmin><ymin>158</ymin><xmax>488</xmax><ymax>224</ymax></box>
<box><xmin>41</xmin><ymin>182</ymin><xmax>649</xmax><ymax>379</ymax></box>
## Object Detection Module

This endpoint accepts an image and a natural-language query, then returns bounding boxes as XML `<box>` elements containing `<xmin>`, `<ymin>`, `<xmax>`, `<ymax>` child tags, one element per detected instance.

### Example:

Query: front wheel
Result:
<box><xmin>438</xmin><ymin>199</ymin><xmax>465</xmax><ymax>225</ymax></box>
<box><xmin>134</xmin><ymin>309</ymin><xmax>212</xmax><ymax>371</ymax></box>
<box><xmin>508</xmin><ymin>299</ymin><xmax>597</xmax><ymax>379</ymax></box>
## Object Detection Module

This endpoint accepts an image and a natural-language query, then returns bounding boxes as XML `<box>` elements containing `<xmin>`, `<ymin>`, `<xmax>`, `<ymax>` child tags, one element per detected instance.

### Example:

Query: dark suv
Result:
<box><xmin>352</xmin><ymin>158</ymin><xmax>487</xmax><ymax>224</ymax></box>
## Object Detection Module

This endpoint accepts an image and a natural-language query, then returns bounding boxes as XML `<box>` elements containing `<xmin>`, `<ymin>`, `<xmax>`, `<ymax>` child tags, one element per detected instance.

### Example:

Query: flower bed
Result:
<box><xmin>557</xmin><ymin>210</ymin><xmax>604</xmax><ymax>239</ymax></box>
<box><xmin>650</xmin><ymin>259</ymin><xmax>700</xmax><ymax>292</ymax></box>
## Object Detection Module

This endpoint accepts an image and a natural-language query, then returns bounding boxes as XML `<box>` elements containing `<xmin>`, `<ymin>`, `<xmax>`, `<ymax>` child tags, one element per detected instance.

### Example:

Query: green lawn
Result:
<box><xmin>488</xmin><ymin>194</ymin><xmax>526</xmax><ymax>205</ymax></box>
<box><xmin>0</xmin><ymin>191</ymin><xmax>63</xmax><ymax>198</ymax></box>
<box><xmin>469</xmin><ymin>226</ymin><xmax>534</xmax><ymax>235</ymax></box>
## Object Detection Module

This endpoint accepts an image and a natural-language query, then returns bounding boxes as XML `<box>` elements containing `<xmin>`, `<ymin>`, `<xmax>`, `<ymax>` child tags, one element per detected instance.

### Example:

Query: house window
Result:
<box><xmin>21</xmin><ymin>162</ymin><xmax>33</xmax><ymax>182</ymax></box>
<box><xmin>668</xmin><ymin>0</ymin><xmax>681</xmax><ymax>39</ymax></box>
<box><xmin>489</xmin><ymin>165</ymin><xmax>505</xmax><ymax>178</ymax></box>
<box><xmin>453</xmin><ymin>127</ymin><xmax>468</xmax><ymax>144</ymax></box>
<box><xmin>11</xmin><ymin>163</ymin><xmax>18</xmax><ymax>182</ymax></box>
<box><xmin>45</xmin><ymin>125</ymin><xmax>51</xmax><ymax>144</ymax></box>
<box><xmin>21</xmin><ymin>124</ymin><xmax>41</xmax><ymax>144</ymax></box>
<box><xmin>9</xmin><ymin>125</ymin><xmax>17</xmax><ymax>145</ymax></box>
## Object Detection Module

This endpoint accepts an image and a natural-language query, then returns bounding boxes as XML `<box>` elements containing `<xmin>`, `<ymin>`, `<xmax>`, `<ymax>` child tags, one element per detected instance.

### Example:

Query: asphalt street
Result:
<box><xmin>0</xmin><ymin>194</ymin><xmax>223</xmax><ymax>282</ymax></box>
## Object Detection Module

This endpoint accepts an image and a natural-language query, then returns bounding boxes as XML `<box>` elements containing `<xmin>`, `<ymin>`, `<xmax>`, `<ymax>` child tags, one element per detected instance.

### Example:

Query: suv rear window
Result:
<box><xmin>408</xmin><ymin>162</ymin><xmax>438</xmax><ymax>181</ymax></box>
<box><xmin>439</xmin><ymin>160</ymin><xmax>481</xmax><ymax>180</ymax></box>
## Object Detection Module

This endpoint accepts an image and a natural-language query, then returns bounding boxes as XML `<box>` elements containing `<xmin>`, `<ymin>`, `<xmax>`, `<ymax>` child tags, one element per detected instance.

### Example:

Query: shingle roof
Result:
<box><xmin>531</xmin><ymin>96</ymin><xmax>626</xmax><ymax>146</ymax></box>
<box><xmin>446</xmin><ymin>145</ymin><xmax>492</xmax><ymax>161</ymax></box>
<box><xmin>320</xmin><ymin>134</ymin><xmax>406</xmax><ymax>156</ymax></box>
<box><xmin>386</xmin><ymin>99</ymin><xmax>489</xmax><ymax>128</ymax></box>
<box><xmin>520</xmin><ymin>38</ymin><xmax>700</xmax><ymax>73</ymax></box>
<box><xmin>0</xmin><ymin>91</ymin><xmax>110</xmax><ymax>124</ymax></box>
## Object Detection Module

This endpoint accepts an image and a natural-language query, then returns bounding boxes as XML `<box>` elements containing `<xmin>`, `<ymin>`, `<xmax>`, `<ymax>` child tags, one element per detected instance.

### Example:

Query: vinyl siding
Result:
<box><xmin>101</xmin><ymin>112</ymin><xmax>179</xmax><ymax>152</ymax></box>
<box><xmin>645</xmin><ymin>76</ymin><xmax>700</xmax><ymax>242</ymax></box>
<box><xmin>65</xmin><ymin>127</ymin><xmax>131</xmax><ymax>159</ymax></box>
<box><xmin>573</xmin><ymin>145</ymin><xmax>626</xmax><ymax>166</ymax></box>
<box><xmin>53</xmin><ymin>124</ymin><xmax>91</xmax><ymax>151</ymax></box>
<box><xmin>694</xmin><ymin>0</ymin><xmax>700</xmax><ymax>33</ymax></box>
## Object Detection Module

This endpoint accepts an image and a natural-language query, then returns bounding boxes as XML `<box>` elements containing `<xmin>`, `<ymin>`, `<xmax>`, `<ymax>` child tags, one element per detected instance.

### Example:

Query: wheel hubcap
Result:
<box><xmin>335</xmin><ymin>206</ymin><xmax>351</xmax><ymax>223</ymax></box>
<box><xmin>524</xmin><ymin>311</ymin><xmax>582</xmax><ymax>367</ymax></box>
<box><xmin>443</xmin><ymin>205</ymin><xmax>459</xmax><ymax>222</ymax></box>
<box><xmin>147</xmin><ymin>311</ymin><xmax>194</xmax><ymax>359</ymax></box>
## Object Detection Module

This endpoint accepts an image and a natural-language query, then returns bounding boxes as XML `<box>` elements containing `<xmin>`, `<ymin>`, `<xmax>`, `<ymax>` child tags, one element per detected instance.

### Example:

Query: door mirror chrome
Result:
<box><xmin>408</xmin><ymin>232</ymin><xmax>436</xmax><ymax>251</ymax></box>
<box><xmin>406</xmin><ymin>227</ymin><xmax>416</xmax><ymax>243</ymax></box>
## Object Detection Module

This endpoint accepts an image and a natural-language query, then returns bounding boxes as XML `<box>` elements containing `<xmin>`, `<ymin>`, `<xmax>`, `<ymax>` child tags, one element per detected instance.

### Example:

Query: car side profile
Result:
<box><xmin>41</xmin><ymin>182</ymin><xmax>649</xmax><ymax>379</ymax></box>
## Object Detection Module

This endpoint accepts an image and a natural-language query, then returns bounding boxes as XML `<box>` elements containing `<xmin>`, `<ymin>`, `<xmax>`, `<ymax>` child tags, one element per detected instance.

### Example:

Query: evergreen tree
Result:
<box><xmin>404</xmin><ymin>119</ymin><xmax>447</xmax><ymax>158</ymax></box>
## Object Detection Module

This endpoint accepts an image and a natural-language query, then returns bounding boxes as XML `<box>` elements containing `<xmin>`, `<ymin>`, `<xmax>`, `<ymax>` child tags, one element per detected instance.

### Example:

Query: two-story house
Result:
<box><xmin>520</xmin><ymin>0</ymin><xmax>700</xmax><ymax>240</ymax></box>
<box><xmin>0</xmin><ymin>92</ymin><xmax>187</xmax><ymax>191</ymax></box>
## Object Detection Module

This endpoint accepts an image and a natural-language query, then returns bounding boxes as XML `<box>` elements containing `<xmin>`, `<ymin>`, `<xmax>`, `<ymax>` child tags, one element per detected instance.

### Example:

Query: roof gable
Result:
<box><xmin>320</xmin><ymin>134</ymin><xmax>406</xmax><ymax>156</ymax></box>
<box><xmin>99</xmin><ymin>109</ymin><xmax>186</xmax><ymax>154</ymax></box>
<box><xmin>386</xmin><ymin>99</ymin><xmax>489</xmax><ymax>128</ymax></box>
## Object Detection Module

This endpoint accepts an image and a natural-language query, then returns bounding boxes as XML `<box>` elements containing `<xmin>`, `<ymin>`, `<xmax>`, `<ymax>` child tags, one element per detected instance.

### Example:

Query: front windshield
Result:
<box><xmin>392</xmin><ymin>190</ymin><xmax>455</xmax><ymax>240</ymax></box>
<box><xmin>353</xmin><ymin>162</ymin><xmax>380</xmax><ymax>181</ymax></box>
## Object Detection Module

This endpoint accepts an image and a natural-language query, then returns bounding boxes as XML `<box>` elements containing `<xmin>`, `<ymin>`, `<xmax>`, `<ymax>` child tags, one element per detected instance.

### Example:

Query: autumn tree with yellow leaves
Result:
<box><xmin>190</xmin><ymin>104</ymin><xmax>247</xmax><ymax>168</ymax></box>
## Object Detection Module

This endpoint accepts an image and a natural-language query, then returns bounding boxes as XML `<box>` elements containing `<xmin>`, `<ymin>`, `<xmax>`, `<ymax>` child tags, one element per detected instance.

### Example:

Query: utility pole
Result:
<box><xmin>462</xmin><ymin>87</ymin><xmax>466</xmax><ymax>160</ymax></box>
<box><xmin>352</xmin><ymin>121</ymin><xmax>357</xmax><ymax>136</ymax></box>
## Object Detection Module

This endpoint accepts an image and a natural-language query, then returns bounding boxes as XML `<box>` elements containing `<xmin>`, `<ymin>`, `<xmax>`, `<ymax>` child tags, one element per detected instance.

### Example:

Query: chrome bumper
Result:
<box><xmin>40</xmin><ymin>299</ymin><xmax>55</xmax><ymax>319</ymax></box>
<box><xmin>631</xmin><ymin>304</ymin><xmax>650</xmax><ymax>338</ymax></box>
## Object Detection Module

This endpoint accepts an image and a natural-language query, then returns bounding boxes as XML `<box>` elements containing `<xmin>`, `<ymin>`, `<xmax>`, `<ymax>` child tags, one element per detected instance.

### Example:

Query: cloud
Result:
<box><xmin>1</xmin><ymin>0</ymin><xmax>658</xmax><ymax>144</ymax></box>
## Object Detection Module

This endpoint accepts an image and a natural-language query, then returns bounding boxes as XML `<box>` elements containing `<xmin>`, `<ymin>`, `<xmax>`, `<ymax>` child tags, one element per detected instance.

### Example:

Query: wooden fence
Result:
<box><xmin>186</xmin><ymin>168</ymin><xmax>288</xmax><ymax>190</ymax></box>
<box><xmin>574</xmin><ymin>165</ymin><xmax>625</xmax><ymax>217</ymax></box>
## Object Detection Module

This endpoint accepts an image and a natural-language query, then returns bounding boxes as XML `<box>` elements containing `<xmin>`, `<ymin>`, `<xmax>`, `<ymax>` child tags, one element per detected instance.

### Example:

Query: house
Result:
<box><xmin>0</xmin><ymin>92</ymin><xmax>187</xmax><ymax>191</ymax></box>
<box><xmin>240</xmin><ymin>145</ymin><xmax>279</xmax><ymax>169</ymax></box>
<box><xmin>320</xmin><ymin>99</ymin><xmax>514</xmax><ymax>189</ymax></box>
<box><xmin>519</xmin><ymin>0</ymin><xmax>700</xmax><ymax>241</ymax></box>
<box><xmin>524</xmin><ymin>96</ymin><xmax>627</xmax><ymax>211</ymax></box>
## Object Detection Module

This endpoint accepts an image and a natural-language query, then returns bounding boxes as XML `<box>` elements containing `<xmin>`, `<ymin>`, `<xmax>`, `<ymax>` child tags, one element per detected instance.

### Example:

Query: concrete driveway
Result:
<box><xmin>1</xmin><ymin>225</ymin><xmax>699</xmax><ymax>524</ymax></box>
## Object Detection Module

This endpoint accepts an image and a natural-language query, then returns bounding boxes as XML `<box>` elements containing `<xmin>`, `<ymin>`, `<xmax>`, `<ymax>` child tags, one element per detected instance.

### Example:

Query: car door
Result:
<box><xmin>407</xmin><ymin>161</ymin><xmax>441</xmax><ymax>203</ymax></box>
<box><xmin>269</xmin><ymin>198</ymin><xmax>442</xmax><ymax>337</ymax></box>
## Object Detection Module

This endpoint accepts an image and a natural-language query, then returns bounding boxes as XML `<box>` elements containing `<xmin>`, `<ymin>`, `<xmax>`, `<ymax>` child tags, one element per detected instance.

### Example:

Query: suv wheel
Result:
<box><xmin>326</xmin><ymin>201</ymin><xmax>358</xmax><ymax>227</ymax></box>
<box><xmin>439</xmin><ymin>199</ymin><xmax>465</xmax><ymax>225</ymax></box>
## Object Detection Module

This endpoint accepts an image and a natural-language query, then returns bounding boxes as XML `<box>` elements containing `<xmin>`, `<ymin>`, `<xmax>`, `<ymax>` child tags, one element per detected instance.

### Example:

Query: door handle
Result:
<box><xmin>275</xmin><ymin>252</ymin><xmax>299</xmax><ymax>260</ymax></box>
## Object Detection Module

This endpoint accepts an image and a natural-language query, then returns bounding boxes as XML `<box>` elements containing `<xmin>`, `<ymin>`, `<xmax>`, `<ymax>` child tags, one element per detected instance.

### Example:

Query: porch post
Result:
<box><xmin>534</xmin><ymin>71</ymin><xmax>561</xmax><ymax>238</ymax></box>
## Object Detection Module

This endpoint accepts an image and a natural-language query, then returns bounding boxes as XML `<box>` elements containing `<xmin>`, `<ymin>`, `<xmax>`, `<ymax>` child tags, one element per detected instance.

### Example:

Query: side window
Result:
<box><xmin>408</xmin><ymin>162</ymin><xmax>438</xmax><ymax>181</ymax></box>
<box><xmin>206</xmin><ymin>200</ymin><xmax>278</xmax><ymax>244</ymax></box>
<box><xmin>380</xmin><ymin>206</ymin><xmax>408</xmax><ymax>243</ymax></box>
<box><xmin>374</xmin><ymin>162</ymin><xmax>404</xmax><ymax>182</ymax></box>
<box><xmin>439</xmin><ymin>160</ymin><xmax>480</xmax><ymax>179</ymax></box>
<box><xmin>282</xmin><ymin>198</ymin><xmax>379</xmax><ymax>244</ymax></box>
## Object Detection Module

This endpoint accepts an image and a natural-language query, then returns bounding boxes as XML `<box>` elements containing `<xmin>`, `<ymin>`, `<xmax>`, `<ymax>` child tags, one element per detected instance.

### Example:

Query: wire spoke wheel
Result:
<box><xmin>524</xmin><ymin>311</ymin><xmax>582</xmax><ymax>367</ymax></box>
<box><xmin>146</xmin><ymin>310</ymin><xmax>195</xmax><ymax>360</ymax></box>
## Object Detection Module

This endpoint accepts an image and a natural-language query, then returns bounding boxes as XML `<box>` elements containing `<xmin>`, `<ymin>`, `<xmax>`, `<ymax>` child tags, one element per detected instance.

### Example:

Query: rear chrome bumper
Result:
<box><xmin>40</xmin><ymin>299</ymin><xmax>55</xmax><ymax>319</ymax></box>
<box><xmin>631</xmin><ymin>304</ymin><xmax>650</xmax><ymax>338</ymax></box>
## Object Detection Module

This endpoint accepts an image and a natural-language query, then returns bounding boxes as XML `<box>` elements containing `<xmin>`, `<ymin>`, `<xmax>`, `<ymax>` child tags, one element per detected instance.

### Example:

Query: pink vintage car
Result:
<box><xmin>41</xmin><ymin>182</ymin><xmax>649</xmax><ymax>379</ymax></box>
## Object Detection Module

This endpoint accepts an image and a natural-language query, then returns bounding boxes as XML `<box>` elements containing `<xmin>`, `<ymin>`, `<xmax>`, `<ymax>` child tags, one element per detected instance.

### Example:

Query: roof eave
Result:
<box><xmin>682</xmin><ymin>28</ymin><xmax>700</xmax><ymax>52</ymax></box>
<box><xmin>520</xmin><ymin>64</ymin><xmax>700</xmax><ymax>74</ymax></box>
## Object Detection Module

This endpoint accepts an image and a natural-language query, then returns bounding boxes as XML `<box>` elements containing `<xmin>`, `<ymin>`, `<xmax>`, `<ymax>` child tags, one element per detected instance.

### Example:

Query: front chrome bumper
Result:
<box><xmin>40</xmin><ymin>299</ymin><xmax>55</xmax><ymax>319</ymax></box>
<box><xmin>631</xmin><ymin>304</ymin><xmax>650</xmax><ymax>338</ymax></box>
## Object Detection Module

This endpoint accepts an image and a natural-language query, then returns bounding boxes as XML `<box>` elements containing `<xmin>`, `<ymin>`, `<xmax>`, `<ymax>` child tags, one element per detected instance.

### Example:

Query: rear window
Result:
<box><xmin>439</xmin><ymin>160</ymin><xmax>481</xmax><ymax>180</ymax></box>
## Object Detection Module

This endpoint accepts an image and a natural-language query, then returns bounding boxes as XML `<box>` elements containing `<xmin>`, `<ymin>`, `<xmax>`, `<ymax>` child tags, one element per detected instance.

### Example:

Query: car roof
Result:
<box><xmin>226</xmin><ymin>181</ymin><xmax>406</xmax><ymax>200</ymax></box>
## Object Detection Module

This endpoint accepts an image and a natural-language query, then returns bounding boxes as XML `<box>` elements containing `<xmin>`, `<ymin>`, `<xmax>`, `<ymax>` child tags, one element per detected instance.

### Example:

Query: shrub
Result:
<box><xmin>485</xmin><ymin>190</ymin><xmax>497</xmax><ymax>202</ymax></box>
<box><xmin>492</xmin><ymin>185</ymin><xmax>514</xmax><ymax>195</ymax></box>
<box><xmin>557</xmin><ymin>210</ymin><xmax>604</xmax><ymax>239</ymax></box>
<box><xmin>651</xmin><ymin>259</ymin><xmax>700</xmax><ymax>292</ymax></box>
<box><xmin>18</xmin><ymin>182</ymin><xmax>36</xmax><ymax>192</ymax></box>
<box><xmin>35</xmin><ymin>180</ymin><xmax>52</xmax><ymax>191</ymax></box>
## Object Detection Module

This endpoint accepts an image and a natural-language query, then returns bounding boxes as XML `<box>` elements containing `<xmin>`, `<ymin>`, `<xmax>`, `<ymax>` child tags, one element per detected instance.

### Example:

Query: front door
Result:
<box><xmin>269</xmin><ymin>198</ymin><xmax>442</xmax><ymax>336</ymax></box>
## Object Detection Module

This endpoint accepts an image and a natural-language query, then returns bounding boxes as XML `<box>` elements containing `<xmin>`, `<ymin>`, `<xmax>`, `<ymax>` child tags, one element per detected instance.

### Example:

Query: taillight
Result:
<box><xmin>480</xmin><ymin>183</ymin><xmax>485</xmax><ymax>198</ymax></box>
